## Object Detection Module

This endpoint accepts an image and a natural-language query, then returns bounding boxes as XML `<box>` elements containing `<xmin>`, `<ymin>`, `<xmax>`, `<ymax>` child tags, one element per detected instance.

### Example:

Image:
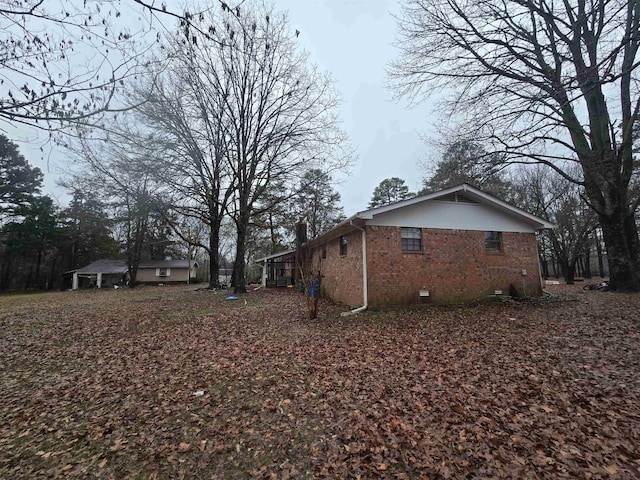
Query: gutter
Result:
<box><xmin>341</xmin><ymin>221</ymin><xmax>368</xmax><ymax>316</ymax></box>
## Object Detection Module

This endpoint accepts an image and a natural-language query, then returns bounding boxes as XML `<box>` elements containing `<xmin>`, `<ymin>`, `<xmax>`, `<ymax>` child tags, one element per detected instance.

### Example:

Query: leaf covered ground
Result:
<box><xmin>0</xmin><ymin>284</ymin><xmax>639</xmax><ymax>479</ymax></box>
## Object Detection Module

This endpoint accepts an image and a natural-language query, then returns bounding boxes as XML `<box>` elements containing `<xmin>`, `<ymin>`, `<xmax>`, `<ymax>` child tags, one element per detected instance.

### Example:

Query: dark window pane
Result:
<box><xmin>340</xmin><ymin>235</ymin><xmax>348</xmax><ymax>256</ymax></box>
<box><xmin>401</xmin><ymin>227</ymin><xmax>422</xmax><ymax>251</ymax></box>
<box><xmin>484</xmin><ymin>231</ymin><xmax>502</xmax><ymax>252</ymax></box>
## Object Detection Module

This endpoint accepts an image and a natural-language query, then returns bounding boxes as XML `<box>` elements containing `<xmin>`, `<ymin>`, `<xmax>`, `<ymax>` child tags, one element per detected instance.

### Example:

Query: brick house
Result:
<box><xmin>258</xmin><ymin>184</ymin><xmax>553</xmax><ymax>308</ymax></box>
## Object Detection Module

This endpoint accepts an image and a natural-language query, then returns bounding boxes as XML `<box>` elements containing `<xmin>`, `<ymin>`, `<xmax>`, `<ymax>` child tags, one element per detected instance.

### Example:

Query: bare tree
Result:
<box><xmin>0</xmin><ymin>1</ymin><xmax>156</xmax><ymax>129</ymax></box>
<box><xmin>178</xmin><ymin>2</ymin><xmax>351</xmax><ymax>293</ymax></box>
<box><xmin>513</xmin><ymin>166</ymin><xmax>598</xmax><ymax>284</ymax></box>
<box><xmin>71</xmin><ymin>128</ymin><xmax>167</xmax><ymax>285</ymax></box>
<box><xmin>128</xmin><ymin>61</ymin><xmax>235</xmax><ymax>289</ymax></box>
<box><xmin>392</xmin><ymin>0</ymin><xmax>640</xmax><ymax>291</ymax></box>
<box><xmin>0</xmin><ymin>0</ymin><xmax>248</xmax><ymax>130</ymax></box>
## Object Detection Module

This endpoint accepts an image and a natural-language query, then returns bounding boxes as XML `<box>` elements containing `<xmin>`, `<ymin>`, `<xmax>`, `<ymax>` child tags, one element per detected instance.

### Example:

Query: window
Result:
<box><xmin>401</xmin><ymin>227</ymin><xmax>422</xmax><ymax>251</ymax></box>
<box><xmin>484</xmin><ymin>231</ymin><xmax>502</xmax><ymax>252</ymax></box>
<box><xmin>157</xmin><ymin>267</ymin><xmax>170</xmax><ymax>277</ymax></box>
<box><xmin>340</xmin><ymin>235</ymin><xmax>348</xmax><ymax>256</ymax></box>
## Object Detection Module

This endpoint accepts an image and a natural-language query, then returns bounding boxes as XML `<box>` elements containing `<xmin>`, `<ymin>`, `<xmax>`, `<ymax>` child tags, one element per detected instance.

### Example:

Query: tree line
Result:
<box><xmin>0</xmin><ymin>132</ymin><xmax>345</xmax><ymax>290</ymax></box>
<box><xmin>1</xmin><ymin>1</ymin><xmax>351</xmax><ymax>292</ymax></box>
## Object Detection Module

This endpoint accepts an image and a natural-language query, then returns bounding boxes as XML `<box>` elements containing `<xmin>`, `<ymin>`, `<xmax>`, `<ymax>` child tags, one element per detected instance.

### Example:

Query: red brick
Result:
<box><xmin>314</xmin><ymin>226</ymin><xmax>543</xmax><ymax>306</ymax></box>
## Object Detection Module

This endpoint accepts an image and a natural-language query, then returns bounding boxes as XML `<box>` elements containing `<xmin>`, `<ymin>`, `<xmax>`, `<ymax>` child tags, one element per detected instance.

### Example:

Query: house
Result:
<box><xmin>136</xmin><ymin>259</ymin><xmax>199</xmax><ymax>284</ymax></box>
<box><xmin>254</xmin><ymin>249</ymin><xmax>296</xmax><ymax>287</ymax></box>
<box><xmin>256</xmin><ymin>184</ymin><xmax>554</xmax><ymax>307</ymax></box>
<box><xmin>70</xmin><ymin>259</ymin><xmax>198</xmax><ymax>289</ymax></box>
<box><xmin>70</xmin><ymin>259</ymin><xmax>129</xmax><ymax>290</ymax></box>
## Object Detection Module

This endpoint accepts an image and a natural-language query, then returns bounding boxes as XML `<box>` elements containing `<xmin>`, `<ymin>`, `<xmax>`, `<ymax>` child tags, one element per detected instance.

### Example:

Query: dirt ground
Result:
<box><xmin>0</xmin><ymin>283</ymin><xmax>638</xmax><ymax>479</ymax></box>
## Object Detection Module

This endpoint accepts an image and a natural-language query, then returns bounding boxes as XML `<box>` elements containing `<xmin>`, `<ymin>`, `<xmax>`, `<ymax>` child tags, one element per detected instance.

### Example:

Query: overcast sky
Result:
<box><xmin>280</xmin><ymin>0</ymin><xmax>437</xmax><ymax>212</ymax></box>
<box><xmin>10</xmin><ymin>0</ymin><xmax>439</xmax><ymax>214</ymax></box>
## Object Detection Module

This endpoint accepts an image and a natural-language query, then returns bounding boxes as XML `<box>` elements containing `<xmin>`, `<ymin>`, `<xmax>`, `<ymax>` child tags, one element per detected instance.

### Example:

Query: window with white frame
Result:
<box><xmin>156</xmin><ymin>267</ymin><xmax>170</xmax><ymax>277</ymax></box>
<box><xmin>484</xmin><ymin>231</ymin><xmax>502</xmax><ymax>252</ymax></box>
<box><xmin>401</xmin><ymin>227</ymin><xmax>422</xmax><ymax>251</ymax></box>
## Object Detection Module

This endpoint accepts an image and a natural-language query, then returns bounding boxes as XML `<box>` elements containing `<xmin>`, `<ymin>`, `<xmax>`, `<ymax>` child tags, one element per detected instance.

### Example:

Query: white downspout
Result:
<box><xmin>341</xmin><ymin>222</ymin><xmax>368</xmax><ymax>316</ymax></box>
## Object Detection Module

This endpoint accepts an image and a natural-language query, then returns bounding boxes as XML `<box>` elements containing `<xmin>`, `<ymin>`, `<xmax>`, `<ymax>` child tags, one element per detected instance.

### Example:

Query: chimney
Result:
<box><xmin>296</xmin><ymin>222</ymin><xmax>308</xmax><ymax>246</ymax></box>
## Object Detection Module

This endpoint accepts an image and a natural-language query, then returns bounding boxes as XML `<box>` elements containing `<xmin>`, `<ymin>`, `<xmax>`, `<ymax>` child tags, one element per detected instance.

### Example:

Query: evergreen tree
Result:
<box><xmin>1</xmin><ymin>196</ymin><xmax>57</xmax><ymax>290</ymax></box>
<box><xmin>0</xmin><ymin>135</ymin><xmax>43</xmax><ymax>222</ymax></box>
<box><xmin>422</xmin><ymin>139</ymin><xmax>513</xmax><ymax>200</ymax></box>
<box><xmin>57</xmin><ymin>190</ymin><xmax>119</xmax><ymax>270</ymax></box>
<box><xmin>296</xmin><ymin>169</ymin><xmax>345</xmax><ymax>239</ymax></box>
<box><xmin>368</xmin><ymin>177</ymin><xmax>414</xmax><ymax>208</ymax></box>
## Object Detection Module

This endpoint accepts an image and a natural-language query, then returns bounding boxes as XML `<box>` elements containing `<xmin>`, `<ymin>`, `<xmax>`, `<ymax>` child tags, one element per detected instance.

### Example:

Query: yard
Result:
<box><xmin>0</xmin><ymin>284</ymin><xmax>638</xmax><ymax>479</ymax></box>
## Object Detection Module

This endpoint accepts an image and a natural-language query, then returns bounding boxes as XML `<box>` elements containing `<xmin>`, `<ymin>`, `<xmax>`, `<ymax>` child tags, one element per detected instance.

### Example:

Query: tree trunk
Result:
<box><xmin>48</xmin><ymin>254</ymin><xmax>58</xmax><ymax>290</ymax></box>
<box><xmin>34</xmin><ymin>243</ymin><xmax>43</xmax><ymax>290</ymax></box>
<box><xmin>208</xmin><ymin>219</ymin><xmax>221</xmax><ymax>289</ymax></box>
<box><xmin>127</xmin><ymin>217</ymin><xmax>146</xmax><ymax>287</ymax></box>
<box><xmin>598</xmin><ymin>210</ymin><xmax>640</xmax><ymax>291</ymax></box>
<box><xmin>538</xmin><ymin>245</ymin><xmax>549</xmax><ymax>279</ymax></box>
<box><xmin>269</xmin><ymin>211</ymin><xmax>278</xmax><ymax>254</ymax></box>
<box><xmin>583</xmin><ymin>242</ymin><xmax>592</xmax><ymax>279</ymax></box>
<box><xmin>576</xmin><ymin>257</ymin><xmax>583</xmax><ymax>278</ymax></box>
<box><xmin>563</xmin><ymin>262</ymin><xmax>576</xmax><ymax>285</ymax></box>
<box><xmin>595</xmin><ymin>229</ymin><xmax>605</xmax><ymax>278</ymax></box>
<box><xmin>24</xmin><ymin>261</ymin><xmax>34</xmax><ymax>289</ymax></box>
<box><xmin>0</xmin><ymin>257</ymin><xmax>10</xmax><ymax>290</ymax></box>
<box><xmin>233</xmin><ymin>214</ymin><xmax>248</xmax><ymax>294</ymax></box>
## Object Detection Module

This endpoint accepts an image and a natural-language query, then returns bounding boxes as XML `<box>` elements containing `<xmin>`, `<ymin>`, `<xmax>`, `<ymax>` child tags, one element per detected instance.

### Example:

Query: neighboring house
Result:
<box><xmin>256</xmin><ymin>184</ymin><xmax>554</xmax><ymax>307</ymax></box>
<box><xmin>69</xmin><ymin>259</ymin><xmax>129</xmax><ymax>290</ymax></box>
<box><xmin>136</xmin><ymin>259</ymin><xmax>199</xmax><ymax>284</ymax></box>
<box><xmin>69</xmin><ymin>259</ymin><xmax>198</xmax><ymax>289</ymax></box>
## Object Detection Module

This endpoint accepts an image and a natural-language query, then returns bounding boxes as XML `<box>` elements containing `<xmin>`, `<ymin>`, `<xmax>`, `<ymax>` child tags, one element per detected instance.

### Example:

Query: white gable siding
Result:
<box><xmin>366</xmin><ymin>200</ymin><xmax>538</xmax><ymax>233</ymax></box>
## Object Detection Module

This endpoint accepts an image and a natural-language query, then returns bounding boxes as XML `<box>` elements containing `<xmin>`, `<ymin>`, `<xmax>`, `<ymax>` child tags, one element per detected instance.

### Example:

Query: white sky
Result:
<box><xmin>279</xmin><ymin>0</ymin><xmax>436</xmax><ymax>212</ymax></box>
<box><xmin>8</xmin><ymin>0</ymin><xmax>439</xmax><ymax>213</ymax></box>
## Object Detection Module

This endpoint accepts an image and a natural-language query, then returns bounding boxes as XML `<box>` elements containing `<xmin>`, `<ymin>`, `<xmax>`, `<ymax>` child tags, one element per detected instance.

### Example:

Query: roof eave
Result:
<box><xmin>254</xmin><ymin>249</ymin><xmax>296</xmax><ymax>264</ymax></box>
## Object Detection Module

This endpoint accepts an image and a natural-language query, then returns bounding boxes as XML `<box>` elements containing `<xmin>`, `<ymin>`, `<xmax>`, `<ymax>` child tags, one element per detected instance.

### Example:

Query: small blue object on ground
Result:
<box><xmin>225</xmin><ymin>296</ymin><xmax>238</xmax><ymax>301</ymax></box>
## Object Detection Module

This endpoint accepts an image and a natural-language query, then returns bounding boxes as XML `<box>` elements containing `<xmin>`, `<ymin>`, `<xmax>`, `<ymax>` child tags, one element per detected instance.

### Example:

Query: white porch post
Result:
<box><xmin>72</xmin><ymin>272</ymin><xmax>78</xmax><ymax>290</ymax></box>
<box><xmin>261</xmin><ymin>262</ymin><xmax>267</xmax><ymax>288</ymax></box>
<box><xmin>97</xmin><ymin>272</ymin><xmax>103</xmax><ymax>288</ymax></box>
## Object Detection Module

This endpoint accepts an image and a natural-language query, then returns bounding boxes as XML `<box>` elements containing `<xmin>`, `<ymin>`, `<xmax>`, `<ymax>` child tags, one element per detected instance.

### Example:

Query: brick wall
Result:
<box><xmin>314</xmin><ymin>229</ymin><xmax>365</xmax><ymax>307</ymax></box>
<box><xmin>366</xmin><ymin>226</ymin><xmax>542</xmax><ymax>305</ymax></box>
